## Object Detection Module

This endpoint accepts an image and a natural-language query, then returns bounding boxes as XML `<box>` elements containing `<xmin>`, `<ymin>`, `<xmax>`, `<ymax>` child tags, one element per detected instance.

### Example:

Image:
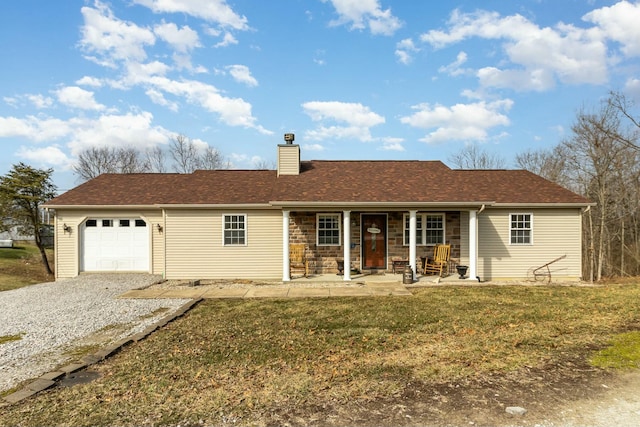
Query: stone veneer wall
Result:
<box><xmin>290</xmin><ymin>211</ymin><xmax>461</xmax><ymax>274</ymax></box>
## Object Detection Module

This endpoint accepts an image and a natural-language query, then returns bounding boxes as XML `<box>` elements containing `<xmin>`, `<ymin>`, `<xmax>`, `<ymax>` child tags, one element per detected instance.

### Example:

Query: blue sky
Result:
<box><xmin>1</xmin><ymin>0</ymin><xmax>639</xmax><ymax>191</ymax></box>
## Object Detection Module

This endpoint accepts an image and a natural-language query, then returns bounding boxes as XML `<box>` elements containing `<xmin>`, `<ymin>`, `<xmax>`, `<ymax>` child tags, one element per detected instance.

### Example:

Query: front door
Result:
<box><xmin>362</xmin><ymin>214</ymin><xmax>387</xmax><ymax>270</ymax></box>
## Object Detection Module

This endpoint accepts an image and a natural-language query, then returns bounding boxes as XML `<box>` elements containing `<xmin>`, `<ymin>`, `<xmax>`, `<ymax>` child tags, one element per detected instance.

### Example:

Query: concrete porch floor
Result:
<box><xmin>119</xmin><ymin>271</ymin><xmax>475</xmax><ymax>300</ymax></box>
<box><xmin>288</xmin><ymin>270</ymin><xmax>472</xmax><ymax>285</ymax></box>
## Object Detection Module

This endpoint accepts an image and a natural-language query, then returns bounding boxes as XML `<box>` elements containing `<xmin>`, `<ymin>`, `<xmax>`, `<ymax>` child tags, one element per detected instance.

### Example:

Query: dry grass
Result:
<box><xmin>0</xmin><ymin>243</ymin><xmax>54</xmax><ymax>291</ymax></box>
<box><xmin>1</xmin><ymin>284</ymin><xmax>640</xmax><ymax>426</ymax></box>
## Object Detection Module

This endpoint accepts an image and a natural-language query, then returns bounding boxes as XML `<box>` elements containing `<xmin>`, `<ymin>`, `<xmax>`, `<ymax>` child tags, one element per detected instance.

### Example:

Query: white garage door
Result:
<box><xmin>81</xmin><ymin>218</ymin><xmax>150</xmax><ymax>272</ymax></box>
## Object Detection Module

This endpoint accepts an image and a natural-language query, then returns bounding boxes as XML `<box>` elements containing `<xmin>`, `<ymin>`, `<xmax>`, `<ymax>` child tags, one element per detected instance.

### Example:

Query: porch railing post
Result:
<box><xmin>283</xmin><ymin>210</ymin><xmax>290</xmax><ymax>281</ymax></box>
<box><xmin>409</xmin><ymin>210</ymin><xmax>417</xmax><ymax>279</ymax></box>
<box><xmin>468</xmin><ymin>209</ymin><xmax>477</xmax><ymax>280</ymax></box>
<box><xmin>343</xmin><ymin>210</ymin><xmax>351</xmax><ymax>281</ymax></box>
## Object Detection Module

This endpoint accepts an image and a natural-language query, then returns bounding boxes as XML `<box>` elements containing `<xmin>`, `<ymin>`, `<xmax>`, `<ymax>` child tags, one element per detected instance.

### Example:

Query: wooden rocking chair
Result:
<box><xmin>423</xmin><ymin>244</ymin><xmax>451</xmax><ymax>277</ymax></box>
<box><xmin>289</xmin><ymin>244</ymin><xmax>309</xmax><ymax>278</ymax></box>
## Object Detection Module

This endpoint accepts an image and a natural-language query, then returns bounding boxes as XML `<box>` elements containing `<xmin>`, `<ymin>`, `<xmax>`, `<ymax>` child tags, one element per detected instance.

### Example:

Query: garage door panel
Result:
<box><xmin>81</xmin><ymin>218</ymin><xmax>149</xmax><ymax>272</ymax></box>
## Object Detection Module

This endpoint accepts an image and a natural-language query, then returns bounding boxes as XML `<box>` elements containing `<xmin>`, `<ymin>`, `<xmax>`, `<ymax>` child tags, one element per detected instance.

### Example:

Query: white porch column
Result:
<box><xmin>282</xmin><ymin>210</ymin><xmax>290</xmax><ymax>281</ymax></box>
<box><xmin>468</xmin><ymin>209</ymin><xmax>477</xmax><ymax>280</ymax></box>
<box><xmin>343</xmin><ymin>210</ymin><xmax>351</xmax><ymax>281</ymax></box>
<box><xmin>409</xmin><ymin>210</ymin><xmax>417</xmax><ymax>279</ymax></box>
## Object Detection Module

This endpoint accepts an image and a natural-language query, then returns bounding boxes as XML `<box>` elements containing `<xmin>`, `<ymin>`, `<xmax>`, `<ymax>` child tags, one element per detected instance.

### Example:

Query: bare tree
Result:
<box><xmin>515</xmin><ymin>146</ymin><xmax>571</xmax><ymax>189</ymax></box>
<box><xmin>73</xmin><ymin>147</ymin><xmax>150</xmax><ymax>182</ymax></box>
<box><xmin>561</xmin><ymin>99</ymin><xmax>638</xmax><ymax>281</ymax></box>
<box><xmin>253</xmin><ymin>159</ymin><xmax>276</xmax><ymax>170</ymax></box>
<box><xmin>144</xmin><ymin>146</ymin><xmax>167</xmax><ymax>173</ymax></box>
<box><xmin>169</xmin><ymin>134</ymin><xmax>228</xmax><ymax>172</ymax></box>
<box><xmin>73</xmin><ymin>135</ymin><xmax>228</xmax><ymax>181</ymax></box>
<box><xmin>448</xmin><ymin>144</ymin><xmax>506</xmax><ymax>169</ymax></box>
<box><xmin>169</xmin><ymin>134</ymin><xmax>200</xmax><ymax>173</ymax></box>
<box><xmin>198</xmin><ymin>146</ymin><xmax>229</xmax><ymax>170</ymax></box>
<box><xmin>605</xmin><ymin>91</ymin><xmax>640</xmax><ymax>150</ymax></box>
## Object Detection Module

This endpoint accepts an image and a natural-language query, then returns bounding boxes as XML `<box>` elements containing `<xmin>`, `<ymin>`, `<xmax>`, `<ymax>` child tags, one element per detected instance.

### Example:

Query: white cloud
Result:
<box><xmin>625</xmin><ymin>77</ymin><xmax>640</xmax><ymax>102</ymax></box>
<box><xmin>324</xmin><ymin>0</ymin><xmax>402</xmax><ymax>35</ymax></box>
<box><xmin>80</xmin><ymin>1</ymin><xmax>155</xmax><ymax>67</ymax></box>
<box><xmin>302</xmin><ymin>143</ymin><xmax>325</xmax><ymax>151</ymax></box>
<box><xmin>121</xmin><ymin>61</ymin><xmax>171</xmax><ymax>86</ymax></box>
<box><xmin>0</xmin><ymin>112</ymin><xmax>176</xmax><ymax>170</ymax></box>
<box><xmin>76</xmin><ymin>76</ymin><xmax>103</xmax><ymax>87</ymax></box>
<box><xmin>66</xmin><ymin>112</ymin><xmax>171</xmax><ymax>155</ymax></box>
<box><xmin>0</xmin><ymin>116</ymin><xmax>72</xmax><ymax>142</ymax></box>
<box><xmin>420</xmin><ymin>8</ymin><xmax>609</xmax><ymax>90</ymax></box>
<box><xmin>214</xmin><ymin>32</ymin><xmax>238</xmax><ymax>48</ymax></box>
<box><xmin>154</xmin><ymin>21</ymin><xmax>201</xmax><ymax>54</ymax></box>
<box><xmin>302</xmin><ymin>101</ymin><xmax>385</xmax><ymax>142</ymax></box>
<box><xmin>583</xmin><ymin>1</ymin><xmax>640</xmax><ymax>56</ymax></box>
<box><xmin>145</xmin><ymin>89</ymin><xmax>179</xmax><ymax>111</ymax></box>
<box><xmin>438</xmin><ymin>51</ymin><xmax>469</xmax><ymax>77</ymax></box>
<box><xmin>226</xmin><ymin>65</ymin><xmax>258</xmax><ymax>87</ymax></box>
<box><xmin>380</xmin><ymin>137</ymin><xmax>405</xmax><ymax>151</ymax></box>
<box><xmin>400</xmin><ymin>99</ymin><xmax>513</xmax><ymax>144</ymax></box>
<box><xmin>395</xmin><ymin>38</ymin><xmax>419</xmax><ymax>65</ymax></box>
<box><xmin>147</xmin><ymin>76</ymin><xmax>271</xmax><ymax>133</ymax></box>
<box><xmin>303</xmin><ymin>101</ymin><xmax>385</xmax><ymax>127</ymax></box>
<box><xmin>17</xmin><ymin>145</ymin><xmax>71</xmax><ymax>168</ymax></box>
<box><xmin>55</xmin><ymin>86</ymin><xmax>105</xmax><ymax>111</ymax></box>
<box><xmin>27</xmin><ymin>94</ymin><xmax>54</xmax><ymax>109</ymax></box>
<box><xmin>2</xmin><ymin>94</ymin><xmax>53</xmax><ymax>109</ymax></box>
<box><xmin>133</xmin><ymin>0</ymin><xmax>249</xmax><ymax>30</ymax></box>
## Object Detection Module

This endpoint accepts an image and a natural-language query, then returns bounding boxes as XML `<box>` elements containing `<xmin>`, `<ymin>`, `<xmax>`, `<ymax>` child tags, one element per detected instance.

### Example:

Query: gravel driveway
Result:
<box><xmin>0</xmin><ymin>274</ymin><xmax>189</xmax><ymax>393</ymax></box>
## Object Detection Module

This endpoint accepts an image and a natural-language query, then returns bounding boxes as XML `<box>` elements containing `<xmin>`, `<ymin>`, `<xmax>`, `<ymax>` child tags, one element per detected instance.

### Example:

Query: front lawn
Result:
<box><xmin>0</xmin><ymin>243</ymin><xmax>54</xmax><ymax>291</ymax></box>
<box><xmin>1</xmin><ymin>284</ymin><xmax>640</xmax><ymax>426</ymax></box>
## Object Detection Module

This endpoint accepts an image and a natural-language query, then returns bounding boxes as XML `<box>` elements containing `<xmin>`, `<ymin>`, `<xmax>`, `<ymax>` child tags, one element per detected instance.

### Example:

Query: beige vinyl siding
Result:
<box><xmin>52</xmin><ymin>209</ymin><xmax>163</xmax><ymax>279</ymax></box>
<box><xmin>477</xmin><ymin>208</ymin><xmax>582</xmax><ymax>280</ymax></box>
<box><xmin>277</xmin><ymin>144</ymin><xmax>300</xmax><ymax>176</ymax></box>
<box><xmin>54</xmin><ymin>211</ymin><xmax>79</xmax><ymax>279</ymax></box>
<box><xmin>164</xmin><ymin>209</ymin><xmax>282</xmax><ymax>279</ymax></box>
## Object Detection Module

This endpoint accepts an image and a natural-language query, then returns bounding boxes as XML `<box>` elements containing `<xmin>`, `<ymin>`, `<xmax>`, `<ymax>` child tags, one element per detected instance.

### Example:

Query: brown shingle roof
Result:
<box><xmin>45</xmin><ymin>161</ymin><xmax>591</xmax><ymax>207</ymax></box>
<box><xmin>46</xmin><ymin>170</ymin><xmax>277</xmax><ymax>206</ymax></box>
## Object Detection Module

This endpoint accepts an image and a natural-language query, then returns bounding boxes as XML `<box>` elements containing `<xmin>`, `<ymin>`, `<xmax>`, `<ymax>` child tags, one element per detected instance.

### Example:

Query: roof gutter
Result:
<box><xmin>490</xmin><ymin>202</ymin><xmax>596</xmax><ymax>208</ymax></box>
<box><xmin>269</xmin><ymin>201</ymin><xmax>496</xmax><ymax>209</ymax></box>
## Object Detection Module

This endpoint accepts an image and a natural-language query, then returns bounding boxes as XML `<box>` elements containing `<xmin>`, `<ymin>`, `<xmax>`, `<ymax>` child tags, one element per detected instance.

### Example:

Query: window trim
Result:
<box><xmin>316</xmin><ymin>213</ymin><xmax>341</xmax><ymax>246</ymax></box>
<box><xmin>509</xmin><ymin>213</ymin><xmax>533</xmax><ymax>245</ymax></box>
<box><xmin>403</xmin><ymin>213</ymin><xmax>445</xmax><ymax>246</ymax></box>
<box><xmin>222</xmin><ymin>213</ymin><xmax>247</xmax><ymax>246</ymax></box>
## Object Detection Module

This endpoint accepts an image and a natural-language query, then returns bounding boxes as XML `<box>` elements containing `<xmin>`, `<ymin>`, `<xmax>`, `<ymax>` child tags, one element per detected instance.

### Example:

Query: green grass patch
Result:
<box><xmin>590</xmin><ymin>331</ymin><xmax>640</xmax><ymax>369</ymax></box>
<box><xmin>0</xmin><ymin>334</ymin><xmax>23</xmax><ymax>345</ymax></box>
<box><xmin>1</xmin><ymin>284</ymin><xmax>640</xmax><ymax>426</ymax></box>
<box><xmin>0</xmin><ymin>243</ymin><xmax>54</xmax><ymax>291</ymax></box>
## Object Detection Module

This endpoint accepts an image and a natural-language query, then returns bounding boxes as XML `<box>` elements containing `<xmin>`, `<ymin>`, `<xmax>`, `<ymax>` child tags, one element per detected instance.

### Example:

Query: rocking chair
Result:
<box><xmin>422</xmin><ymin>244</ymin><xmax>451</xmax><ymax>277</ymax></box>
<box><xmin>289</xmin><ymin>244</ymin><xmax>309</xmax><ymax>278</ymax></box>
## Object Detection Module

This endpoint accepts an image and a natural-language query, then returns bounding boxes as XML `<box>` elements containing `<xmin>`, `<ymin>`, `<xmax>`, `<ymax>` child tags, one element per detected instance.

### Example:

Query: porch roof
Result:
<box><xmin>45</xmin><ymin>160</ymin><xmax>591</xmax><ymax>208</ymax></box>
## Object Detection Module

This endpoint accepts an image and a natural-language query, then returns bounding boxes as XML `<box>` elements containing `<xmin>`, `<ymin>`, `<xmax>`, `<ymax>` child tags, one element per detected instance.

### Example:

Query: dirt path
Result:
<box><xmin>549</xmin><ymin>370</ymin><xmax>640</xmax><ymax>427</ymax></box>
<box><xmin>281</xmin><ymin>364</ymin><xmax>640</xmax><ymax>427</ymax></box>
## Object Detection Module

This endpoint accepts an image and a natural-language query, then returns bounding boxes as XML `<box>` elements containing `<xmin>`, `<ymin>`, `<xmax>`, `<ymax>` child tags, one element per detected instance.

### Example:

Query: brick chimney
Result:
<box><xmin>277</xmin><ymin>133</ymin><xmax>300</xmax><ymax>176</ymax></box>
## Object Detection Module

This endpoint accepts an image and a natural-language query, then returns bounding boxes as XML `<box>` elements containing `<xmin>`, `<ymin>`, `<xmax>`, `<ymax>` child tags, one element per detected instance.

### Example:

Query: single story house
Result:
<box><xmin>44</xmin><ymin>139</ymin><xmax>592</xmax><ymax>282</ymax></box>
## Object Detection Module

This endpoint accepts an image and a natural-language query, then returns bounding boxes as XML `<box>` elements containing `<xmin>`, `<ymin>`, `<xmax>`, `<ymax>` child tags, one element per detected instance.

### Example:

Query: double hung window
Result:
<box><xmin>223</xmin><ymin>214</ymin><xmax>246</xmax><ymax>245</ymax></box>
<box><xmin>404</xmin><ymin>213</ymin><xmax>445</xmax><ymax>246</ymax></box>
<box><xmin>510</xmin><ymin>213</ymin><xmax>532</xmax><ymax>245</ymax></box>
<box><xmin>317</xmin><ymin>214</ymin><xmax>341</xmax><ymax>246</ymax></box>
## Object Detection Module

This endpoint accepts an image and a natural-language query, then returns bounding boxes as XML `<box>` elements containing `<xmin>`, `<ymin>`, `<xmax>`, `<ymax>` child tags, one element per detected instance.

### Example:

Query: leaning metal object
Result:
<box><xmin>527</xmin><ymin>255</ymin><xmax>567</xmax><ymax>284</ymax></box>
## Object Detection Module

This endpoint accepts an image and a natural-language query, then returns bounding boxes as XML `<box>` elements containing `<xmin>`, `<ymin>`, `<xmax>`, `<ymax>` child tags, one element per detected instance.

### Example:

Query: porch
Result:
<box><xmin>283</xmin><ymin>209</ymin><xmax>480</xmax><ymax>282</ymax></box>
<box><xmin>287</xmin><ymin>270</ymin><xmax>472</xmax><ymax>285</ymax></box>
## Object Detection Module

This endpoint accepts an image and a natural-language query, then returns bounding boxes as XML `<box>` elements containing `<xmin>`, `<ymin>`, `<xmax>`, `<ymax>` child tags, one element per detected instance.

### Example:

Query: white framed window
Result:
<box><xmin>404</xmin><ymin>213</ymin><xmax>445</xmax><ymax>246</ymax></box>
<box><xmin>317</xmin><ymin>213</ymin><xmax>341</xmax><ymax>246</ymax></box>
<box><xmin>510</xmin><ymin>213</ymin><xmax>532</xmax><ymax>245</ymax></box>
<box><xmin>223</xmin><ymin>214</ymin><xmax>247</xmax><ymax>246</ymax></box>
